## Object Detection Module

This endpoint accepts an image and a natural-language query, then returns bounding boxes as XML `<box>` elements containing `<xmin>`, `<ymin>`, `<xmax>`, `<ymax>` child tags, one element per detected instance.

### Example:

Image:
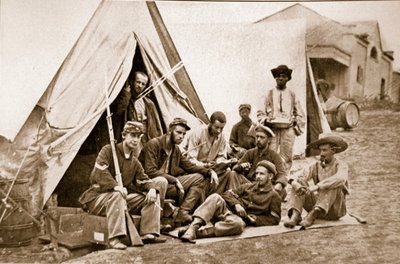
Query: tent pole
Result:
<box><xmin>146</xmin><ymin>1</ymin><xmax>209</xmax><ymax>123</ymax></box>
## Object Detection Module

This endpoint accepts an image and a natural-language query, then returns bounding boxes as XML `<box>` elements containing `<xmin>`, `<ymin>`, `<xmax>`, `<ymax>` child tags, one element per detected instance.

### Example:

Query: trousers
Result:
<box><xmin>204</xmin><ymin>169</ymin><xmax>251</xmax><ymax>199</ymax></box>
<box><xmin>87</xmin><ymin>176</ymin><xmax>168</xmax><ymax>239</ymax></box>
<box><xmin>269</xmin><ymin>127</ymin><xmax>296</xmax><ymax>174</ymax></box>
<box><xmin>165</xmin><ymin>173</ymin><xmax>205</xmax><ymax>213</ymax></box>
<box><xmin>193</xmin><ymin>193</ymin><xmax>245</xmax><ymax>237</ymax></box>
<box><xmin>288</xmin><ymin>187</ymin><xmax>347</xmax><ymax>220</ymax></box>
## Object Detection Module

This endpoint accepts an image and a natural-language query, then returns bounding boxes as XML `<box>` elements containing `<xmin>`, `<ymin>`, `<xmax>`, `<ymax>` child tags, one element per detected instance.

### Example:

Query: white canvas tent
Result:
<box><xmin>0</xmin><ymin>0</ymin><xmax>206</xmax><ymax>213</ymax></box>
<box><xmin>1</xmin><ymin>0</ymin><xmax>330</xmax><ymax>213</ymax></box>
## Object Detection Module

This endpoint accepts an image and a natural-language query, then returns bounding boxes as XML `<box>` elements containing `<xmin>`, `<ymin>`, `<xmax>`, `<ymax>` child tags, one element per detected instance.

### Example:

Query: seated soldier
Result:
<box><xmin>139</xmin><ymin>117</ymin><xmax>218</xmax><ymax>227</ymax></box>
<box><xmin>284</xmin><ymin>133</ymin><xmax>349</xmax><ymax>228</ymax></box>
<box><xmin>180</xmin><ymin>160</ymin><xmax>281</xmax><ymax>242</ymax></box>
<box><xmin>78</xmin><ymin>121</ymin><xmax>167</xmax><ymax>249</ymax></box>
<box><xmin>232</xmin><ymin>124</ymin><xmax>287</xmax><ymax>198</ymax></box>
<box><xmin>229</xmin><ymin>104</ymin><xmax>256</xmax><ymax>159</ymax></box>
<box><xmin>185</xmin><ymin>111</ymin><xmax>242</xmax><ymax>195</ymax></box>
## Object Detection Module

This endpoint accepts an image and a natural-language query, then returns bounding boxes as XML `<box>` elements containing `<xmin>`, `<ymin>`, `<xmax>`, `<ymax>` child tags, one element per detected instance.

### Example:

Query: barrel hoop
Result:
<box><xmin>0</xmin><ymin>222</ymin><xmax>34</xmax><ymax>230</ymax></box>
<box><xmin>0</xmin><ymin>239</ymin><xmax>32</xmax><ymax>247</ymax></box>
<box><xmin>336</xmin><ymin>101</ymin><xmax>346</xmax><ymax>110</ymax></box>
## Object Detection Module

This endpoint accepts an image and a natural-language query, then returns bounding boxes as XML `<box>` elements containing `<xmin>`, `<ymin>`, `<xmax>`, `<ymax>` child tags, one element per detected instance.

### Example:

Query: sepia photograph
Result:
<box><xmin>1</xmin><ymin>0</ymin><xmax>399</xmax><ymax>263</ymax></box>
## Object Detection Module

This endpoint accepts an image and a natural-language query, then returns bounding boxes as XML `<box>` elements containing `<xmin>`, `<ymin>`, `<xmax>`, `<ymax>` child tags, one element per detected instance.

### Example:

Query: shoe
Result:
<box><xmin>284</xmin><ymin>210</ymin><xmax>301</xmax><ymax>228</ymax></box>
<box><xmin>299</xmin><ymin>208</ymin><xmax>320</xmax><ymax>228</ymax></box>
<box><xmin>160</xmin><ymin>224</ymin><xmax>174</xmax><ymax>233</ymax></box>
<box><xmin>141</xmin><ymin>234</ymin><xmax>167</xmax><ymax>244</ymax></box>
<box><xmin>174</xmin><ymin>209</ymin><xmax>193</xmax><ymax>226</ymax></box>
<box><xmin>177</xmin><ymin>225</ymin><xmax>189</xmax><ymax>238</ymax></box>
<box><xmin>109</xmin><ymin>237</ymin><xmax>127</xmax><ymax>250</ymax></box>
<box><xmin>181</xmin><ymin>217</ymin><xmax>204</xmax><ymax>242</ymax></box>
<box><xmin>196</xmin><ymin>224</ymin><xmax>215</xmax><ymax>238</ymax></box>
<box><xmin>181</xmin><ymin>224</ymin><xmax>201</xmax><ymax>242</ymax></box>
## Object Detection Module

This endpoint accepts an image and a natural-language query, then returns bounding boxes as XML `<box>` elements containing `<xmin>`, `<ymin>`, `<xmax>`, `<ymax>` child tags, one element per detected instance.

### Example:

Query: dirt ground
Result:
<box><xmin>1</xmin><ymin>108</ymin><xmax>399</xmax><ymax>263</ymax></box>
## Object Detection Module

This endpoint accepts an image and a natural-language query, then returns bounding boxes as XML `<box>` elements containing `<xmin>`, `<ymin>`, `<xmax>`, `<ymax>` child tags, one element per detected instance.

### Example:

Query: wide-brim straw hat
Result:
<box><xmin>307</xmin><ymin>133</ymin><xmax>348</xmax><ymax>153</ymax></box>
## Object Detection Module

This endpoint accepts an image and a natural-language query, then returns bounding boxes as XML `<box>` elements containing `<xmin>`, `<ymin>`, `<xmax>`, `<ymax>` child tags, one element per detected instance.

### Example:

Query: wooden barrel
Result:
<box><xmin>0</xmin><ymin>178</ymin><xmax>37</xmax><ymax>247</ymax></box>
<box><xmin>325</xmin><ymin>97</ymin><xmax>360</xmax><ymax>129</ymax></box>
<box><xmin>336</xmin><ymin>102</ymin><xmax>360</xmax><ymax>129</ymax></box>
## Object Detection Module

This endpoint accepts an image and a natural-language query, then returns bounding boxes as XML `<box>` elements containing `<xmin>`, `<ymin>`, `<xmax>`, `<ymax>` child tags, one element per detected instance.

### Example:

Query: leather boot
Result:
<box><xmin>284</xmin><ymin>209</ymin><xmax>301</xmax><ymax>228</ymax></box>
<box><xmin>176</xmin><ymin>186</ymin><xmax>202</xmax><ymax>226</ymax></box>
<box><xmin>181</xmin><ymin>217</ymin><xmax>204</xmax><ymax>242</ymax></box>
<box><xmin>300</xmin><ymin>208</ymin><xmax>321</xmax><ymax>228</ymax></box>
<box><xmin>196</xmin><ymin>225</ymin><xmax>215</xmax><ymax>238</ymax></box>
<box><xmin>174</xmin><ymin>209</ymin><xmax>192</xmax><ymax>227</ymax></box>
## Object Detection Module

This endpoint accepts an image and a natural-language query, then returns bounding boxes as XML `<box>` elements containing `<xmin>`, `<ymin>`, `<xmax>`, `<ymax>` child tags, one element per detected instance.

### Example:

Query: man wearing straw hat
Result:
<box><xmin>257</xmin><ymin>65</ymin><xmax>305</xmax><ymax>174</ymax></box>
<box><xmin>284</xmin><ymin>133</ymin><xmax>349</xmax><ymax>228</ymax></box>
<box><xmin>113</xmin><ymin>71</ymin><xmax>163</xmax><ymax>147</ymax></box>
<box><xmin>79</xmin><ymin>121</ymin><xmax>167</xmax><ymax>249</ymax></box>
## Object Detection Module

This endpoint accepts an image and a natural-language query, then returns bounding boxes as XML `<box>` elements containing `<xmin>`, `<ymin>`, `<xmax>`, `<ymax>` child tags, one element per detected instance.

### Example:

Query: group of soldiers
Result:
<box><xmin>78</xmin><ymin>65</ymin><xmax>350</xmax><ymax>249</ymax></box>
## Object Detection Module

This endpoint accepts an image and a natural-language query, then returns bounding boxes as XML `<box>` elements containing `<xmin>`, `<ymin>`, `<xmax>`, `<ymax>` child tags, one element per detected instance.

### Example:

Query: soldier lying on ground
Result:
<box><xmin>180</xmin><ymin>160</ymin><xmax>281</xmax><ymax>242</ymax></box>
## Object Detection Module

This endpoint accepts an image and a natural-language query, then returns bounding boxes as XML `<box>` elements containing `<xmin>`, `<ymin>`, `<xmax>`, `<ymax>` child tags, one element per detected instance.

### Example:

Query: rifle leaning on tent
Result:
<box><xmin>104</xmin><ymin>84</ymin><xmax>143</xmax><ymax>247</ymax></box>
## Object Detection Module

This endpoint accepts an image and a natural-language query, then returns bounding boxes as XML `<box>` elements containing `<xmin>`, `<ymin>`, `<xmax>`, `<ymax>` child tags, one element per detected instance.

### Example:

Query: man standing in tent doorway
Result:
<box><xmin>257</xmin><ymin>65</ymin><xmax>305</xmax><ymax>174</ymax></box>
<box><xmin>114</xmin><ymin>71</ymin><xmax>163</xmax><ymax>152</ymax></box>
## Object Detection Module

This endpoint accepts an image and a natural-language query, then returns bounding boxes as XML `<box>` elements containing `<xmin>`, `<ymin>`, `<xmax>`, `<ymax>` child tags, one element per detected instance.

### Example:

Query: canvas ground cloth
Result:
<box><xmin>168</xmin><ymin>213</ymin><xmax>366</xmax><ymax>244</ymax></box>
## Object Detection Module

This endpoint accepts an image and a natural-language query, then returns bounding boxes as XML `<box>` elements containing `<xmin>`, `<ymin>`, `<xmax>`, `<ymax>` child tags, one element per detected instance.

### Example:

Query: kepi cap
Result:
<box><xmin>123</xmin><ymin>121</ymin><xmax>144</xmax><ymax>134</ymax></box>
<box><xmin>239</xmin><ymin>104</ymin><xmax>251</xmax><ymax>112</ymax></box>
<box><xmin>169</xmin><ymin>117</ymin><xmax>191</xmax><ymax>130</ymax></box>
<box><xmin>256</xmin><ymin>160</ymin><xmax>277</xmax><ymax>175</ymax></box>
<box><xmin>255</xmin><ymin>124</ymin><xmax>275</xmax><ymax>137</ymax></box>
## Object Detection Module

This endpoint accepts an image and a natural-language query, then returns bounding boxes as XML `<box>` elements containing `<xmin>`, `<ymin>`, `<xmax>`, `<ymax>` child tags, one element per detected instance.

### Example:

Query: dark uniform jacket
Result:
<box><xmin>113</xmin><ymin>88</ymin><xmax>163</xmax><ymax>142</ymax></box>
<box><xmin>79</xmin><ymin>142</ymin><xmax>155</xmax><ymax>205</ymax></box>
<box><xmin>139</xmin><ymin>134</ymin><xmax>211</xmax><ymax>184</ymax></box>
<box><xmin>233</xmin><ymin>147</ymin><xmax>287</xmax><ymax>187</ymax></box>
<box><xmin>229</xmin><ymin>119</ymin><xmax>256</xmax><ymax>150</ymax></box>
<box><xmin>222</xmin><ymin>182</ymin><xmax>281</xmax><ymax>226</ymax></box>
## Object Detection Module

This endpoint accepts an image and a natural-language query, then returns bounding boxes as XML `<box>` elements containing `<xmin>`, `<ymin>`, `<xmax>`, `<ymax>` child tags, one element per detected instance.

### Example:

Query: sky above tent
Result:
<box><xmin>1</xmin><ymin>0</ymin><xmax>399</xmax><ymax>140</ymax></box>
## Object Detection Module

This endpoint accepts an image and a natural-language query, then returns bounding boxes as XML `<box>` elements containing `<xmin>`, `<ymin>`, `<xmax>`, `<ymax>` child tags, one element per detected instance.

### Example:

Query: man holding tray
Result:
<box><xmin>257</xmin><ymin>65</ymin><xmax>305</xmax><ymax>174</ymax></box>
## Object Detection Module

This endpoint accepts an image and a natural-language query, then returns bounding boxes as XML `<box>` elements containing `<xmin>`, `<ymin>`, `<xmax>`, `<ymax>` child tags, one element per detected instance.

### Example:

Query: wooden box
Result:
<box><xmin>82</xmin><ymin>215</ymin><xmax>109</xmax><ymax>245</ymax></box>
<box><xmin>82</xmin><ymin>214</ymin><xmax>141</xmax><ymax>245</ymax></box>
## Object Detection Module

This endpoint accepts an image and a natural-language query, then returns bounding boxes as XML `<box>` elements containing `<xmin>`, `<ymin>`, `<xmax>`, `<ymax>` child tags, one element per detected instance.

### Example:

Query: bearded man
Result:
<box><xmin>139</xmin><ymin>117</ymin><xmax>218</xmax><ymax>226</ymax></box>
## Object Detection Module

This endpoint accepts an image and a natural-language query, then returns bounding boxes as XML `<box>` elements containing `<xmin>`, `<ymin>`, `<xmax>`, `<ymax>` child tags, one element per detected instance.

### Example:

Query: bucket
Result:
<box><xmin>325</xmin><ymin>97</ymin><xmax>360</xmax><ymax>129</ymax></box>
<box><xmin>0</xmin><ymin>178</ymin><xmax>38</xmax><ymax>247</ymax></box>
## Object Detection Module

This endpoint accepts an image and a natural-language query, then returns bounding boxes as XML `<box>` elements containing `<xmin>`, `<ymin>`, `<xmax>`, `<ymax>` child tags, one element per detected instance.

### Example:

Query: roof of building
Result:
<box><xmin>256</xmin><ymin>4</ymin><xmax>391</xmax><ymax>58</ymax></box>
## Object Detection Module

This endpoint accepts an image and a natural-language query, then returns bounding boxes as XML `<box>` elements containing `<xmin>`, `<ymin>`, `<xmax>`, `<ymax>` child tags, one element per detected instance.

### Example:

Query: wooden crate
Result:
<box><xmin>82</xmin><ymin>215</ymin><xmax>109</xmax><ymax>245</ymax></box>
<box><xmin>82</xmin><ymin>214</ymin><xmax>141</xmax><ymax>245</ymax></box>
